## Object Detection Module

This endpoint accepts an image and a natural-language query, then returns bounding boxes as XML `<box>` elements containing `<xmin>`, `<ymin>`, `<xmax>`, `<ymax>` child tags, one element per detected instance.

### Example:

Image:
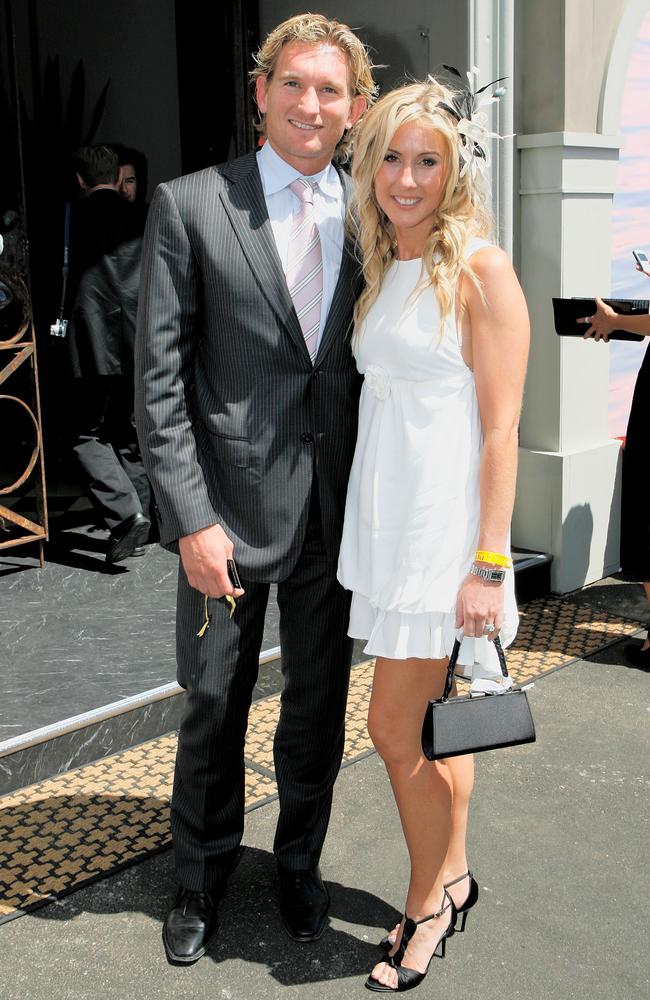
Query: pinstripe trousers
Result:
<box><xmin>171</xmin><ymin>485</ymin><xmax>354</xmax><ymax>891</ymax></box>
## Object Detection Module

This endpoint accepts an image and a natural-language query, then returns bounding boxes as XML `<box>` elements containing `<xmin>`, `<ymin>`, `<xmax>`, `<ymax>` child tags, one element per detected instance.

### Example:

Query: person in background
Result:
<box><xmin>114</xmin><ymin>145</ymin><xmax>149</xmax><ymax>226</ymax></box>
<box><xmin>580</xmin><ymin>286</ymin><xmax>650</xmax><ymax>667</ymax></box>
<box><xmin>118</xmin><ymin>160</ymin><xmax>137</xmax><ymax>202</ymax></box>
<box><xmin>337</xmin><ymin>78</ymin><xmax>529</xmax><ymax>992</ymax></box>
<box><xmin>67</xmin><ymin>144</ymin><xmax>151</xmax><ymax>562</ymax></box>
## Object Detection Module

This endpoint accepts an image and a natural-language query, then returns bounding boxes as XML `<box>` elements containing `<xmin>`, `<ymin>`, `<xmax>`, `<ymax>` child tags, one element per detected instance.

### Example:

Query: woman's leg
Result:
<box><xmin>440</xmin><ymin>753</ymin><xmax>475</xmax><ymax>908</ymax></box>
<box><xmin>383</xmin><ymin>684</ymin><xmax>476</xmax><ymax>944</ymax></box>
<box><xmin>366</xmin><ymin>655</ymin><xmax>455</xmax><ymax>989</ymax></box>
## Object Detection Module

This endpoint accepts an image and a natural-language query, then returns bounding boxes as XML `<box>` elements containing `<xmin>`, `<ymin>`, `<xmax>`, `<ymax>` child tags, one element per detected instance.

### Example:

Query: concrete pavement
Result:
<box><xmin>1</xmin><ymin>633</ymin><xmax>648</xmax><ymax>1000</ymax></box>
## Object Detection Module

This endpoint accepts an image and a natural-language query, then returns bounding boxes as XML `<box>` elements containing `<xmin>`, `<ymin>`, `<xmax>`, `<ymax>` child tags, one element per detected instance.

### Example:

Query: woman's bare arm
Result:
<box><xmin>455</xmin><ymin>247</ymin><xmax>530</xmax><ymax>639</ymax></box>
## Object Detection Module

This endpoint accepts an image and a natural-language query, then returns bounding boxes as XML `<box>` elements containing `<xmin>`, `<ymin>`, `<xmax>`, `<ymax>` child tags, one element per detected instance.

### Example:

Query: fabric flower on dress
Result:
<box><xmin>364</xmin><ymin>364</ymin><xmax>391</xmax><ymax>400</ymax></box>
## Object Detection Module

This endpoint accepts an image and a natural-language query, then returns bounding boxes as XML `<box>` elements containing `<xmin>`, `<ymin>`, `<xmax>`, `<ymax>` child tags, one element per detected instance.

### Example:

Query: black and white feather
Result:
<box><xmin>434</xmin><ymin>65</ymin><xmax>510</xmax><ymax>178</ymax></box>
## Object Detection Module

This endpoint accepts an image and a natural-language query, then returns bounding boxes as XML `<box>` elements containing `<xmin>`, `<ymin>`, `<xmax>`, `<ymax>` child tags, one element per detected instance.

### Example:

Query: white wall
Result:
<box><xmin>513</xmin><ymin>0</ymin><xmax>641</xmax><ymax>591</ymax></box>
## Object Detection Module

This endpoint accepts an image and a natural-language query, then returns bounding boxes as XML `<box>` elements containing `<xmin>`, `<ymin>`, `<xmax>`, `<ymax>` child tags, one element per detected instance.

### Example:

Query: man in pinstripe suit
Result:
<box><xmin>135</xmin><ymin>14</ymin><xmax>374</xmax><ymax>962</ymax></box>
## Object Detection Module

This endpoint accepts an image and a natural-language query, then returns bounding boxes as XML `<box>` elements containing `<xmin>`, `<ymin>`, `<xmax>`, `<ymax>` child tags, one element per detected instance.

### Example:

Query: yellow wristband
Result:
<box><xmin>474</xmin><ymin>549</ymin><xmax>512</xmax><ymax>569</ymax></box>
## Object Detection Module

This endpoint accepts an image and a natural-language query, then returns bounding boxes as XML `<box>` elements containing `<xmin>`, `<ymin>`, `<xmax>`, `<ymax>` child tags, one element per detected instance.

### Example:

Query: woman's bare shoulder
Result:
<box><xmin>467</xmin><ymin>244</ymin><xmax>512</xmax><ymax>280</ymax></box>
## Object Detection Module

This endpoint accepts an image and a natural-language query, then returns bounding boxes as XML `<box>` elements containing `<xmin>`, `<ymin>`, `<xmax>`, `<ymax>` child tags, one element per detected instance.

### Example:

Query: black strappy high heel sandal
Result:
<box><xmin>444</xmin><ymin>870</ymin><xmax>479</xmax><ymax>932</ymax></box>
<box><xmin>365</xmin><ymin>891</ymin><xmax>456</xmax><ymax>993</ymax></box>
<box><xmin>378</xmin><ymin>870</ymin><xmax>478</xmax><ymax>949</ymax></box>
<box><xmin>378</xmin><ymin>915</ymin><xmax>404</xmax><ymax>952</ymax></box>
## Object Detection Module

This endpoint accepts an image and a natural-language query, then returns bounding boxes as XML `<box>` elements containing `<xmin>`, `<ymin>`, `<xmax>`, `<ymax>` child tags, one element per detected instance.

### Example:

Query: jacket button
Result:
<box><xmin>301</xmin><ymin>432</ymin><xmax>314</xmax><ymax>444</ymax></box>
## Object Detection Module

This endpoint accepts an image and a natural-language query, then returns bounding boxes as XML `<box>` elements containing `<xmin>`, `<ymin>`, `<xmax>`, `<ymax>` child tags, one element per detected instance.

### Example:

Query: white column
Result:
<box><xmin>514</xmin><ymin>131</ymin><xmax>623</xmax><ymax>592</ymax></box>
<box><xmin>468</xmin><ymin>0</ymin><xmax>515</xmax><ymax>256</ymax></box>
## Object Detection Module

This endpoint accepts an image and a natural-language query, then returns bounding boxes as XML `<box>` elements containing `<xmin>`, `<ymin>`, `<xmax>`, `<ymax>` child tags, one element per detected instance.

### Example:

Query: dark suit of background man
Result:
<box><xmin>67</xmin><ymin>145</ymin><xmax>151</xmax><ymax>562</ymax></box>
<box><xmin>135</xmin><ymin>13</ymin><xmax>374</xmax><ymax>963</ymax></box>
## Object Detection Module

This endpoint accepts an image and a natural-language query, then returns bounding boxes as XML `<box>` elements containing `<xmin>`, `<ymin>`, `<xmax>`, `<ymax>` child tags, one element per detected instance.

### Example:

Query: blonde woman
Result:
<box><xmin>337</xmin><ymin>77</ymin><xmax>529</xmax><ymax>992</ymax></box>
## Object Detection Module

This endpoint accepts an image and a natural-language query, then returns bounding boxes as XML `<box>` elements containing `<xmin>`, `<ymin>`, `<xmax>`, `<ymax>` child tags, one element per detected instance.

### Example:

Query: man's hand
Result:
<box><xmin>179</xmin><ymin>524</ymin><xmax>246</xmax><ymax>598</ymax></box>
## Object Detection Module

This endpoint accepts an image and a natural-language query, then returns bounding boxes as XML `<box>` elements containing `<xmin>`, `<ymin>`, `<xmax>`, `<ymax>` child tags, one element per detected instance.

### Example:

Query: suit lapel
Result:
<box><xmin>315</xmin><ymin>236</ymin><xmax>359</xmax><ymax>363</ymax></box>
<box><xmin>219</xmin><ymin>157</ymin><xmax>310</xmax><ymax>362</ymax></box>
<box><xmin>316</xmin><ymin>167</ymin><xmax>360</xmax><ymax>364</ymax></box>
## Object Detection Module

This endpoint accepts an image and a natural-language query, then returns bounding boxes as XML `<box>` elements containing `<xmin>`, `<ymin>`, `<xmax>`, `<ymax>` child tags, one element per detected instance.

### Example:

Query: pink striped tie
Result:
<box><xmin>287</xmin><ymin>178</ymin><xmax>323</xmax><ymax>363</ymax></box>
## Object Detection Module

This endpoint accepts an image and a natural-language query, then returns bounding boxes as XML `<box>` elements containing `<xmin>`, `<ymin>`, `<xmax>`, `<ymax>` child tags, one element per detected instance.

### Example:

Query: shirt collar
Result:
<box><xmin>257</xmin><ymin>139</ymin><xmax>340</xmax><ymax>200</ymax></box>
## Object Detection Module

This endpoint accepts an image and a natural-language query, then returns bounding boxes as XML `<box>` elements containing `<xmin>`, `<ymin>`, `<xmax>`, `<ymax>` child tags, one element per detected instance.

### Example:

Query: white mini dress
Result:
<box><xmin>337</xmin><ymin>238</ymin><xmax>519</xmax><ymax>680</ymax></box>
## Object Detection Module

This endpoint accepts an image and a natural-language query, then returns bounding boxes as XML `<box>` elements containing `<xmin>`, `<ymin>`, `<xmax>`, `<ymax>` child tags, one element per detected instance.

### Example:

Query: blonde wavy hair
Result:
<box><xmin>250</xmin><ymin>13</ymin><xmax>377</xmax><ymax>160</ymax></box>
<box><xmin>351</xmin><ymin>78</ymin><xmax>494</xmax><ymax>334</ymax></box>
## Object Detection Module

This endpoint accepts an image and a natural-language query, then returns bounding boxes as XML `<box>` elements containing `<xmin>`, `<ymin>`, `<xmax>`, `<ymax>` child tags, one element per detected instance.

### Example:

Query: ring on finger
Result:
<box><xmin>483</xmin><ymin>623</ymin><xmax>496</xmax><ymax>634</ymax></box>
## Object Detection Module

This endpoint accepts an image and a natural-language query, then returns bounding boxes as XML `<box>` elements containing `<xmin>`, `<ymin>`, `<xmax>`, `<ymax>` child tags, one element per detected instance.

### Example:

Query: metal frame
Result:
<box><xmin>0</xmin><ymin>1</ymin><xmax>48</xmax><ymax>566</ymax></box>
<box><xmin>0</xmin><ymin>274</ymin><xmax>48</xmax><ymax>566</ymax></box>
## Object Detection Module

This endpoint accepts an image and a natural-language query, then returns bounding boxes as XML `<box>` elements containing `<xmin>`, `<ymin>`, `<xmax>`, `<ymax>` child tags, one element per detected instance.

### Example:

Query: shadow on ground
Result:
<box><xmin>25</xmin><ymin>844</ymin><xmax>396</xmax><ymax>988</ymax></box>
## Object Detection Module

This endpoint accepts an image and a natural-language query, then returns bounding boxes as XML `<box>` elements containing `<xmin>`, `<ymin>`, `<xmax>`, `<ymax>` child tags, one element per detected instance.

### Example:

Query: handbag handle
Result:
<box><xmin>441</xmin><ymin>634</ymin><xmax>509</xmax><ymax>701</ymax></box>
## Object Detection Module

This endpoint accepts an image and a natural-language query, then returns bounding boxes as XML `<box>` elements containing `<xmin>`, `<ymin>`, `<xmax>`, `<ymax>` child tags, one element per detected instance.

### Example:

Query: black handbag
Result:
<box><xmin>421</xmin><ymin>635</ymin><xmax>536</xmax><ymax>761</ymax></box>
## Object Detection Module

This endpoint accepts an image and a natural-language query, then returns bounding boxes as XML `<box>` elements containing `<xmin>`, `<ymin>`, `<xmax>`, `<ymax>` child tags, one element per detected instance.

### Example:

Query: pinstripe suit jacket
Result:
<box><xmin>134</xmin><ymin>152</ymin><xmax>362</xmax><ymax>581</ymax></box>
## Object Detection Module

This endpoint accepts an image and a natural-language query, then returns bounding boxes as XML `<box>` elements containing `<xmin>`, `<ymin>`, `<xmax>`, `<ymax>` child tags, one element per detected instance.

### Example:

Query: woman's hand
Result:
<box><xmin>455</xmin><ymin>572</ymin><xmax>504</xmax><ymax>641</ymax></box>
<box><xmin>578</xmin><ymin>296</ymin><xmax>617</xmax><ymax>342</ymax></box>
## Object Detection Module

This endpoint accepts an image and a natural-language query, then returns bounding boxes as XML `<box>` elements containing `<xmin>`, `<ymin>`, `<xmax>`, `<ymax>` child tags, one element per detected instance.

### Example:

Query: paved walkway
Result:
<box><xmin>1</xmin><ymin>584</ymin><xmax>649</xmax><ymax>1000</ymax></box>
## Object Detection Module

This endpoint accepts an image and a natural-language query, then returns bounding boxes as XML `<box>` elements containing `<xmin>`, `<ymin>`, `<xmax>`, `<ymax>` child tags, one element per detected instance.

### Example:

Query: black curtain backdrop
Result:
<box><xmin>174</xmin><ymin>0</ymin><xmax>259</xmax><ymax>174</ymax></box>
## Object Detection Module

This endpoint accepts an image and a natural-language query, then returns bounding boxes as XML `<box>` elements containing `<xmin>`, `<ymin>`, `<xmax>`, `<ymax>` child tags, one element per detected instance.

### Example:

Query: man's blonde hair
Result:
<box><xmin>250</xmin><ymin>12</ymin><xmax>376</xmax><ymax>157</ymax></box>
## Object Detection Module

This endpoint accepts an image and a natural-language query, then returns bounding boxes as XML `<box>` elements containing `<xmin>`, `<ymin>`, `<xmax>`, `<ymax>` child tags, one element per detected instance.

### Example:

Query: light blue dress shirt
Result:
<box><xmin>256</xmin><ymin>139</ymin><xmax>345</xmax><ymax>352</ymax></box>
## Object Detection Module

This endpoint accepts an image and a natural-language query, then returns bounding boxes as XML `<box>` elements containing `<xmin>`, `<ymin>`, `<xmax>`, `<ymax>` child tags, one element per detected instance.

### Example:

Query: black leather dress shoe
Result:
<box><xmin>162</xmin><ymin>888</ymin><xmax>220</xmax><ymax>964</ymax></box>
<box><xmin>106</xmin><ymin>512</ymin><xmax>150</xmax><ymax>564</ymax></box>
<box><xmin>278</xmin><ymin>865</ymin><xmax>330</xmax><ymax>942</ymax></box>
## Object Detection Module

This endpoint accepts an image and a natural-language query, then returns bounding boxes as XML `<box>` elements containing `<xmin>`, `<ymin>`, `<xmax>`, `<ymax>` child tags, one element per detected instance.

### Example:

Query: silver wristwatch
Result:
<box><xmin>470</xmin><ymin>563</ymin><xmax>506</xmax><ymax>584</ymax></box>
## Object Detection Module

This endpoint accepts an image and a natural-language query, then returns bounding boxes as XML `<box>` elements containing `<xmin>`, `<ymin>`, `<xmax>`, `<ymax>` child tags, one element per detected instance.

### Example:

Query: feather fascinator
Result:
<box><xmin>436</xmin><ymin>65</ymin><xmax>510</xmax><ymax>179</ymax></box>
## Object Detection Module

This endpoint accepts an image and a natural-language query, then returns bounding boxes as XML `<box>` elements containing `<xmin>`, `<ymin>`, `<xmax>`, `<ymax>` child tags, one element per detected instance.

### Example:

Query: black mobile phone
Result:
<box><xmin>227</xmin><ymin>558</ymin><xmax>242</xmax><ymax>589</ymax></box>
